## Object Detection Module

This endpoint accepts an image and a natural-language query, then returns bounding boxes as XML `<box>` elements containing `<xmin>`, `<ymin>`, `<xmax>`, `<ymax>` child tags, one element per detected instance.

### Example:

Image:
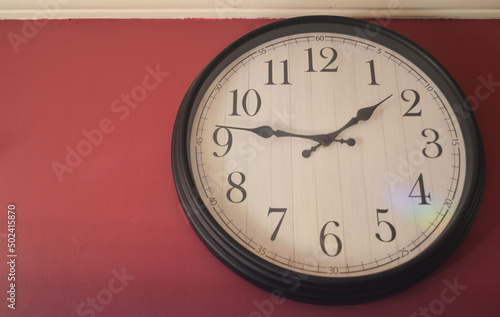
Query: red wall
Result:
<box><xmin>0</xmin><ymin>18</ymin><xmax>498</xmax><ymax>316</ymax></box>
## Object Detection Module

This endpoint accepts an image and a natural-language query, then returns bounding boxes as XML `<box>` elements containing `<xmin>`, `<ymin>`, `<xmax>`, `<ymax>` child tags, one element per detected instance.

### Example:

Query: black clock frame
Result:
<box><xmin>171</xmin><ymin>16</ymin><xmax>485</xmax><ymax>305</ymax></box>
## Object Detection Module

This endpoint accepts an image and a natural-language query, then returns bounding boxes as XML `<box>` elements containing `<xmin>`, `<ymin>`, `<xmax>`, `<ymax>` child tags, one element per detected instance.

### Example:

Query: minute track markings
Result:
<box><xmin>194</xmin><ymin>146</ymin><xmax>211</xmax><ymax>198</ymax></box>
<box><xmin>383</xmin><ymin>49</ymin><xmax>462</xmax><ymax>219</ymax></box>
<box><xmin>213</xmin><ymin>205</ymin><xmax>260</xmax><ymax>250</ymax></box>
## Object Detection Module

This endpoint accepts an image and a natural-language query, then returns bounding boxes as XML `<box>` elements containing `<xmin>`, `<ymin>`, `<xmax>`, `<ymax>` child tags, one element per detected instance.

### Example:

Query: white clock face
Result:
<box><xmin>188</xmin><ymin>32</ymin><xmax>466</xmax><ymax>277</ymax></box>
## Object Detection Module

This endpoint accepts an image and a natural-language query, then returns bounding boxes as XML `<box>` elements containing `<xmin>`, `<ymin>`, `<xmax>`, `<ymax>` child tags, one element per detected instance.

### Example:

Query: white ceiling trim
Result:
<box><xmin>1</xmin><ymin>1</ymin><xmax>499</xmax><ymax>19</ymax></box>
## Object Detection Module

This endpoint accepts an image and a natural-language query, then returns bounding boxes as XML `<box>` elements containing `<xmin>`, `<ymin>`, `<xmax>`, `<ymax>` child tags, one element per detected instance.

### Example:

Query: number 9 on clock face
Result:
<box><xmin>172</xmin><ymin>16</ymin><xmax>484</xmax><ymax>304</ymax></box>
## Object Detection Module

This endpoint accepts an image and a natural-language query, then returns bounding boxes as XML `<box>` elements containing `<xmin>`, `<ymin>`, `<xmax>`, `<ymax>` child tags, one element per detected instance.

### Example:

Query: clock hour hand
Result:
<box><xmin>216</xmin><ymin>125</ymin><xmax>355</xmax><ymax>146</ymax></box>
<box><xmin>302</xmin><ymin>94</ymin><xmax>393</xmax><ymax>158</ymax></box>
<box><xmin>324</xmin><ymin>94</ymin><xmax>393</xmax><ymax>145</ymax></box>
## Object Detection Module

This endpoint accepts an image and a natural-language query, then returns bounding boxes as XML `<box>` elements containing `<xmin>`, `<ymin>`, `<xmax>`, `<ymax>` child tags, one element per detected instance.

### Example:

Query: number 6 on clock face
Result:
<box><xmin>172</xmin><ymin>16</ymin><xmax>484</xmax><ymax>304</ymax></box>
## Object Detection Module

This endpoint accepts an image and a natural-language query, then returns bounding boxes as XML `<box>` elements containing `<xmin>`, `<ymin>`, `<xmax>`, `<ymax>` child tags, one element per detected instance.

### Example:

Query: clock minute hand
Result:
<box><xmin>216</xmin><ymin>125</ymin><xmax>355</xmax><ymax>146</ymax></box>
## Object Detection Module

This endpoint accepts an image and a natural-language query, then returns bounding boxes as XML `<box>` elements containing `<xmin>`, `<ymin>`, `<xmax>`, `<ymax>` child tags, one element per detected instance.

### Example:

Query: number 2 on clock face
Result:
<box><xmin>189</xmin><ymin>32</ymin><xmax>466</xmax><ymax>278</ymax></box>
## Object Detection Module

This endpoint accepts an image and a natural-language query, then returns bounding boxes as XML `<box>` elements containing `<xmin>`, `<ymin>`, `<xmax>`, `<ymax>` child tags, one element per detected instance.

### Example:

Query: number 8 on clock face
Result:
<box><xmin>172</xmin><ymin>16</ymin><xmax>484</xmax><ymax>304</ymax></box>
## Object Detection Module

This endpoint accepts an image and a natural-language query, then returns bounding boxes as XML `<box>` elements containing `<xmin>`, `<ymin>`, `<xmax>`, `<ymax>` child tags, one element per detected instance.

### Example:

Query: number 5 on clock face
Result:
<box><xmin>173</xmin><ymin>16</ymin><xmax>484</xmax><ymax>304</ymax></box>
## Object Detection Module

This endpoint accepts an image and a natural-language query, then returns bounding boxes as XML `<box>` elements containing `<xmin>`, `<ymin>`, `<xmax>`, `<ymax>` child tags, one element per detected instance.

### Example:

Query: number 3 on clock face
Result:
<box><xmin>172</xmin><ymin>16</ymin><xmax>484</xmax><ymax>304</ymax></box>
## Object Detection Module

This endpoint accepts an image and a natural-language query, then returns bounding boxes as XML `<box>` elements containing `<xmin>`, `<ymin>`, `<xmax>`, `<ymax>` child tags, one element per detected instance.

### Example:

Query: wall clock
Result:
<box><xmin>172</xmin><ymin>16</ymin><xmax>484</xmax><ymax>304</ymax></box>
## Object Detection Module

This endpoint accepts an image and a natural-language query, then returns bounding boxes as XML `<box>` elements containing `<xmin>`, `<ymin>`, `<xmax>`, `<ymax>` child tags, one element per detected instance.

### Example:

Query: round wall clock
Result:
<box><xmin>172</xmin><ymin>16</ymin><xmax>484</xmax><ymax>304</ymax></box>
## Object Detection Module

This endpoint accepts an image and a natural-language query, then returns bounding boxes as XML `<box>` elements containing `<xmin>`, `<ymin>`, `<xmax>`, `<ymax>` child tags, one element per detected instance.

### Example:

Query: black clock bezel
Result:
<box><xmin>171</xmin><ymin>16</ymin><xmax>485</xmax><ymax>305</ymax></box>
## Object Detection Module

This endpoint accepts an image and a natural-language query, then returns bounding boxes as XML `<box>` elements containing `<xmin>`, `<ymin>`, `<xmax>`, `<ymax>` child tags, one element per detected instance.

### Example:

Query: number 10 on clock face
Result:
<box><xmin>189</xmin><ymin>32</ymin><xmax>465</xmax><ymax>278</ymax></box>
